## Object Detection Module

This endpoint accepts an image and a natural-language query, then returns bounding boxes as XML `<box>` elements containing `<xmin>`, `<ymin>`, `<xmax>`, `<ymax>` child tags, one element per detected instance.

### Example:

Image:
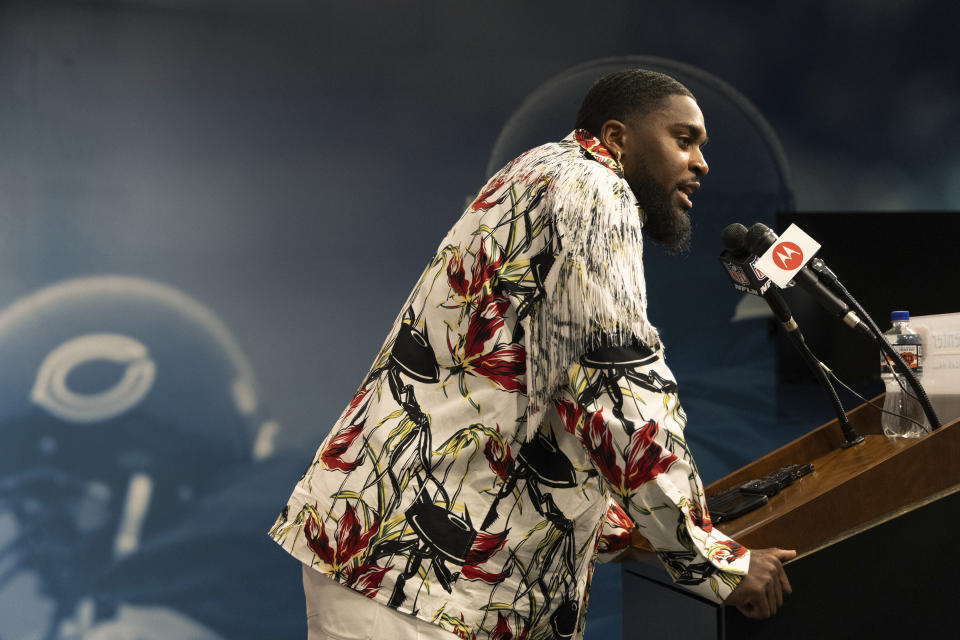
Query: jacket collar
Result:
<box><xmin>567</xmin><ymin>129</ymin><xmax>623</xmax><ymax>177</ymax></box>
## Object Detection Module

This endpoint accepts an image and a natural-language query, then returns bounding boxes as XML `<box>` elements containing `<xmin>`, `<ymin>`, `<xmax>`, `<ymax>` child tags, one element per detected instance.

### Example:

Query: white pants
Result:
<box><xmin>302</xmin><ymin>565</ymin><xmax>454</xmax><ymax>640</ymax></box>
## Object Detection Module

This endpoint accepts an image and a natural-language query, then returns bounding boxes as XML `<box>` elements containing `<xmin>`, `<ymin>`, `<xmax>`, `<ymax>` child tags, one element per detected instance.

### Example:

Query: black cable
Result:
<box><xmin>784</xmin><ymin>326</ymin><xmax>864</xmax><ymax>447</ymax></box>
<box><xmin>818</xmin><ymin>360</ymin><xmax>931</xmax><ymax>434</ymax></box>
<box><xmin>809</xmin><ymin>259</ymin><xmax>941</xmax><ymax>430</ymax></box>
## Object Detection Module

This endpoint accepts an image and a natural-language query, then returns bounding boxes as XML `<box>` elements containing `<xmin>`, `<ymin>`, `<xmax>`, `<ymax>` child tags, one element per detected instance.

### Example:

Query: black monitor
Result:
<box><xmin>774</xmin><ymin>211</ymin><xmax>959</xmax><ymax>386</ymax></box>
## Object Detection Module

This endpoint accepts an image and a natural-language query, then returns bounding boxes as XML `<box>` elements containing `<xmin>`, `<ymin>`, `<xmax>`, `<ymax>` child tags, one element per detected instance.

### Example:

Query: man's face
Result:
<box><xmin>615</xmin><ymin>94</ymin><xmax>709</xmax><ymax>253</ymax></box>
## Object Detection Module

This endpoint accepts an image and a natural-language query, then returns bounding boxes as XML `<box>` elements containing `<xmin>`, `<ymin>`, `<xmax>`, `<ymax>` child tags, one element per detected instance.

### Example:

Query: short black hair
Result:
<box><xmin>574</xmin><ymin>69</ymin><xmax>694</xmax><ymax>136</ymax></box>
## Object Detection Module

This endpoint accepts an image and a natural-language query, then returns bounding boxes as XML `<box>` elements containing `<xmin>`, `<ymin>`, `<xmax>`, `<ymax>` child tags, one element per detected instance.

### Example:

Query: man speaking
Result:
<box><xmin>270</xmin><ymin>69</ymin><xmax>794</xmax><ymax>639</ymax></box>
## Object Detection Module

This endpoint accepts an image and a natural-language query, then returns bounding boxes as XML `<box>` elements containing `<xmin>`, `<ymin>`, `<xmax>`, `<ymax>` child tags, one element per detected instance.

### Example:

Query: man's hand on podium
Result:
<box><xmin>724</xmin><ymin>548</ymin><xmax>796</xmax><ymax>619</ymax></box>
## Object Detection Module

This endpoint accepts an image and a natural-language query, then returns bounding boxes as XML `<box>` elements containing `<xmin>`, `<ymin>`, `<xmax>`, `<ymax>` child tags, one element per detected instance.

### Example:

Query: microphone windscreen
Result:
<box><xmin>721</xmin><ymin>223</ymin><xmax>749</xmax><ymax>251</ymax></box>
<box><xmin>746</xmin><ymin>222</ymin><xmax>776</xmax><ymax>255</ymax></box>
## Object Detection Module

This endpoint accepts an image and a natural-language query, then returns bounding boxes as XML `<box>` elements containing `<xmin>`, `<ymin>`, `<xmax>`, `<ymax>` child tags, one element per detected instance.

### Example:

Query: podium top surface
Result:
<box><xmin>703</xmin><ymin>397</ymin><xmax>960</xmax><ymax>556</ymax></box>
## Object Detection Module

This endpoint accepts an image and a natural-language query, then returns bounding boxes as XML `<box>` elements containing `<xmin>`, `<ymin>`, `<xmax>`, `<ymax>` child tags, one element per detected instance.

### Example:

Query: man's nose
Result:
<box><xmin>692</xmin><ymin>148</ymin><xmax>709</xmax><ymax>176</ymax></box>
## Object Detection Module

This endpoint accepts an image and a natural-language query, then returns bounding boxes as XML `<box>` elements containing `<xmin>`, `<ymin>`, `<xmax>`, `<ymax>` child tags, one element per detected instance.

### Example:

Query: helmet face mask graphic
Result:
<box><xmin>0</xmin><ymin>275</ymin><xmax>274</xmax><ymax>637</ymax></box>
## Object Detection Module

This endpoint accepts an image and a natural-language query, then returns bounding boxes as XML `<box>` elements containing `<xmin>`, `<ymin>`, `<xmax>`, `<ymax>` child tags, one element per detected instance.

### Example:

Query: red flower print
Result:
<box><xmin>320</xmin><ymin>419</ymin><xmax>366</xmax><ymax>472</ymax></box>
<box><xmin>447</xmin><ymin>293</ymin><xmax>526</xmax><ymax>393</ymax></box>
<box><xmin>573</xmin><ymin>129</ymin><xmax>593</xmax><ymax>148</ymax></box>
<box><xmin>689</xmin><ymin>500</ymin><xmax>713</xmax><ymax>533</ymax></box>
<box><xmin>573</xmin><ymin>129</ymin><xmax>615</xmax><ymax>160</ymax></box>
<box><xmin>446</xmin><ymin>243</ymin><xmax>504</xmax><ymax>308</ymax></box>
<box><xmin>472</xmin><ymin>244</ymin><xmax>502</xmax><ymax>294</ymax></box>
<box><xmin>461</xmin><ymin>529</ymin><xmax>510</xmax><ymax>583</ymax></box>
<box><xmin>344</xmin><ymin>562</ymin><xmax>393</xmax><ymax>598</ymax></box>
<box><xmin>581</xmin><ymin>409</ymin><xmax>622</xmax><ymax>488</ymax></box>
<box><xmin>447</xmin><ymin>253</ymin><xmax>470</xmax><ymax>300</ymax></box>
<box><xmin>304</xmin><ymin>503</ymin><xmax>380</xmax><ymax>571</ymax></box>
<box><xmin>442</xmin><ymin>612</ymin><xmax>476</xmax><ymax>640</ymax></box>
<box><xmin>491</xmin><ymin>613</ymin><xmax>513</xmax><ymax>640</ymax></box>
<box><xmin>462</xmin><ymin>294</ymin><xmax>509</xmax><ymax>359</ymax></box>
<box><xmin>472</xmin><ymin>343</ymin><xmax>526</xmax><ymax>393</ymax></box>
<box><xmin>334</xmin><ymin>502</ymin><xmax>380</xmax><ymax>566</ymax></box>
<box><xmin>304</xmin><ymin>512</ymin><xmax>335</xmax><ymax>567</ymax></box>
<box><xmin>483</xmin><ymin>426</ymin><xmax>514</xmax><ymax>480</ymax></box>
<box><xmin>606</xmin><ymin>501</ymin><xmax>634</xmax><ymax>531</ymax></box>
<box><xmin>599</xmin><ymin>530</ymin><xmax>631</xmax><ymax>556</ymax></box>
<box><xmin>554</xmin><ymin>399</ymin><xmax>584</xmax><ymax>434</ymax></box>
<box><xmin>708</xmin><ymin>540</ymin><xmax>748</xmax><ymax>565</ymax></box>
<box><xmin>599</xmin><ymin>502</ymin><xmax>633</xmax><ymax>555</ymax></box>
<box><xmin>581</xmin><ymin>413</ymin><xmax>678</xmax><ymax>498</ymax></box>
<box><xmin>343</xmin><ymin>385</ymin><xmax>371</xmax><ymax>420</ymax></box>
<box><xmin>470</xmin><ymin>176</ymin><xmax>506</xmax><ymax>212</ymax></box>
<box><xmin>623</xmin><ymin>420</ymin><xmax>678</xmax><ymax>493</ymax></box>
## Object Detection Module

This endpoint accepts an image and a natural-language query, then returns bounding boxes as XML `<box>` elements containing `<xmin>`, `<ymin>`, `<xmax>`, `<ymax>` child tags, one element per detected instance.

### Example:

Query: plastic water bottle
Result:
<box><xmin>880</xmin><ymin>310</ymin><xmax>927</xmax><ymax>438</ymax></box>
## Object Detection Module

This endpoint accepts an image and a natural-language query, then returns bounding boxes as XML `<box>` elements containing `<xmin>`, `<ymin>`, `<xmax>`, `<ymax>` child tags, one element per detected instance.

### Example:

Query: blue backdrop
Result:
<box><xmin>0</xmin><ymin>2</ymin><xmax>957</xmax><ymax>639</ymax></box>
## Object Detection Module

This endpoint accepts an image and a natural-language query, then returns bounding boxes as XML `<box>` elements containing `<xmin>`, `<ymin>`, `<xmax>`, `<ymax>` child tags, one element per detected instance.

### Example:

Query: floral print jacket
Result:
<box><xmin>270</xmin><ymin>131</ymin><xmax>749</xmax><ymax>640</ymax></box>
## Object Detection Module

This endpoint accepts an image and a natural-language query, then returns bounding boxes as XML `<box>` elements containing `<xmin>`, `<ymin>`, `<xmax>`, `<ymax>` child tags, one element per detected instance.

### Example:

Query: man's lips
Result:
<box><xmin>676</xmin><ymin>181</ymin><xmax>700</xmax><ymax>209</ymax></box>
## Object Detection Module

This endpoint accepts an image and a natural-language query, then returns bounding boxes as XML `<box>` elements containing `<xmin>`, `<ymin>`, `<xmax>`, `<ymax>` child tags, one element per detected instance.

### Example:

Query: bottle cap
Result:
<box><xmin>891</xmin><ymin>310</ymin><xmax>910</xmax><ymax>322</ymax></box>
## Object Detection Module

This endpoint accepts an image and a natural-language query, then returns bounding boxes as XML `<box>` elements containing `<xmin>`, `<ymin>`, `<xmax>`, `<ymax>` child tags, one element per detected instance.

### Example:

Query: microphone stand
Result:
<box><xmin>809</xmin><ymin>259</ymin><xmax>941</xmax><ymax>431</ymax></box>
<box><xmin>763</xmin><ymin>287</ymin><xmax>865</xmax><ymax>447</ymax></box>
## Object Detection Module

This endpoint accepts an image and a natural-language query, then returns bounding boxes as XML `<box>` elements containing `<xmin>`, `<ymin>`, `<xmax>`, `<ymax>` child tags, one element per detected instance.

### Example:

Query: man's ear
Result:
<box><xmin>599</xmin><ymin>119</ymin><xmax>628</xmax><ymax>158</ymax></box>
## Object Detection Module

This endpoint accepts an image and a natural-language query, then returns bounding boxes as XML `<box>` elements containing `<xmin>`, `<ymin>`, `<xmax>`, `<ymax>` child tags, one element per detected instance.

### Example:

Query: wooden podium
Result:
<box><xmin>621</xmin><ymin>397</ymin><xmax>960</xmax><ymax>639</ymax></box>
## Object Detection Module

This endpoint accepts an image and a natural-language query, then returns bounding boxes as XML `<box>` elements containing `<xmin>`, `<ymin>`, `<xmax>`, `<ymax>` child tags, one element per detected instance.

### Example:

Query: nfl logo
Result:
<box><xmin>724</xmin><ymin>263</ymin><xmax>750</xmax><ymax>286</ymax></box>
<box><xmin>750</xmin><ymin>257</ymin><xmax>766</xmax><ymax>281</ymax></box>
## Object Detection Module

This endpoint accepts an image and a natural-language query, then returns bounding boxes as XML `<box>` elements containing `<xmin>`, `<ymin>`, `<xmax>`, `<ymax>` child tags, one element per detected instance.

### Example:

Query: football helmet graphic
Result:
<box><xmin>0</xmin><ymin>275</ymin><xmax>276</xmax><ymax>639</ymax></box>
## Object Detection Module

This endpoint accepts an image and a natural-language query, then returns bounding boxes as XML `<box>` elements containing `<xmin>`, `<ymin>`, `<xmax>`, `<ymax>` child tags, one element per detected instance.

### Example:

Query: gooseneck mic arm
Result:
<box><xmin>808</xmin><ymin>258</ymin><xmax>942</xmax><ymax>431</ymax></box>
<box><xmin>744</xmin><ymin>224</ymin><xmax>874</xmax><ymax>340</ymax></box>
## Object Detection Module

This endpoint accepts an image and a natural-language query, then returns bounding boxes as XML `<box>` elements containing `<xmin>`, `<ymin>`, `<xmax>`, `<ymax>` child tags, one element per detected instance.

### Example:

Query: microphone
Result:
<box><xmin>744</xmin><ymin>223</ymin><xmax>872</xmax><ymax>339</ymax></box>
<box><xmin>718</xmin><ymin>223</ymin><xmax>864</xmax><ymax>447</ymax></box>
<box><xmin>719</xmin><ymin>223</ymin><xmax>796</xmax><ymax>331</ymax></box>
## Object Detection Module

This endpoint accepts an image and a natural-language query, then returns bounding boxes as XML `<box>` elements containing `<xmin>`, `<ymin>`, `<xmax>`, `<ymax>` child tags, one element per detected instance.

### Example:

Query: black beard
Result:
<box><xmin>627</xmin><ymin>172</ymin><xmax>692</xmax><ymax>255</ymax></box>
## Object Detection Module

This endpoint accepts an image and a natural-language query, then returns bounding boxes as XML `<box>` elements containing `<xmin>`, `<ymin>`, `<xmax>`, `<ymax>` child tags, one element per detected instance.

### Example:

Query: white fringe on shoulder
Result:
<box><xmin>522</xmin><ymin>147</ymin><xmax>659</xmax><ymax>440</ymax></box>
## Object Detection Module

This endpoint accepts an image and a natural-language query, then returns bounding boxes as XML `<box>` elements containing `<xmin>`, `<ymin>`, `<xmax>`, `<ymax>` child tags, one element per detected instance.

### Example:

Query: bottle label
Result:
<box><xmin>881</xmin><ymin>344</ymin><xmax>923</xmax><ymax>374</ymax></box>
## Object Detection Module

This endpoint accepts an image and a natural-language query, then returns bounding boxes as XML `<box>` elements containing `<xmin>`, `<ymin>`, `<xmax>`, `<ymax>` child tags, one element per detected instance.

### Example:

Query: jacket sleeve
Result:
<box><xmin>554</xmin><ymin>340</ymin><xmax>750</xmax><ymax>602</ymax></box>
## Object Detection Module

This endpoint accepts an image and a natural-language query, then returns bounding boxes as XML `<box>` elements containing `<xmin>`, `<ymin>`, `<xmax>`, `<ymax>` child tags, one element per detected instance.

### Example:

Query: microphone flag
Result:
<box><xmin>755</xmin><ymin>223</ymin><xmax>821</xmax><ymax>288</ymax></box>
